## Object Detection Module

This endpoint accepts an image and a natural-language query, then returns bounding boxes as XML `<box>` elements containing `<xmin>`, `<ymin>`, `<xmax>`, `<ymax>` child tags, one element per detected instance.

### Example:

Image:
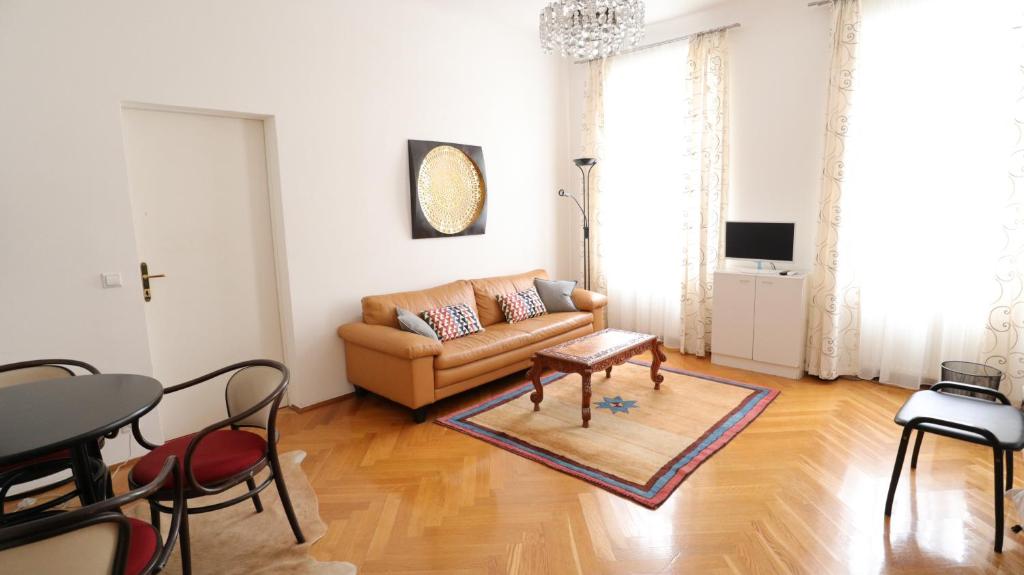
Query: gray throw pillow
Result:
<box><xmin>396</xmin><ymin>307</ymin><xmax>440</xmax><ymax>340</ymax></box>
<box><xmin>533</xmin><ymin>278</ymin><xmax>578</xmax><ymax>313</ymax></box>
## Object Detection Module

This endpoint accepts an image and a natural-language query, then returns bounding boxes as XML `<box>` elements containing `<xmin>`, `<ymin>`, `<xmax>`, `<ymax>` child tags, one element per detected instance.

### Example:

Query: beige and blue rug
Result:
<box><xmin>438</xmin><ymin>361</ymin><xmax>778</xmax><ymax>509</ymax></box>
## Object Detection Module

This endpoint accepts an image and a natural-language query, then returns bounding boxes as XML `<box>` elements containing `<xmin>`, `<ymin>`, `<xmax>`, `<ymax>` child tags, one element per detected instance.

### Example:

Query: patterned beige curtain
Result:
<box><xmin>805</xmin><ymin>0</ymin><xmax>862</xmax><ymax>379</ymax></box>
<box><xmin>581</xmin><ymin>59</ymin><xmax>608</xmax><ymax>295</ymax></box>
<box><xmin>680</xmin><ymin>30</ymin><xmax>730</xmax><ymax>357</ymax></box>
<box><xmin>983</xmin><ymin>26</ymin><xmax>1024</xmax><ymax>402</ymax></box>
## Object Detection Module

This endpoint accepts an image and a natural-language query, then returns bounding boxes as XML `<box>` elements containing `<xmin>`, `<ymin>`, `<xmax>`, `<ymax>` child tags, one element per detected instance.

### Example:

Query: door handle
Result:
<box><xmin>140</xmin><ymin>262</ymin><xmax>166</xmax><ymax>302</ymax></box>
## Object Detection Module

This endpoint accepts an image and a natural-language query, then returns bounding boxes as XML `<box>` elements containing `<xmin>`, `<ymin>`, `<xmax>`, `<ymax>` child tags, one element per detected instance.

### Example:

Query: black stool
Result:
<box><xmin>886</xmin><ymin>382</ymin><xmax>1024</xmax><ymax>552</ymax></box>
<box><xmin>910</xmin><ymin>361</ymin><xmax>1004</xmax><ymax>469</ymax></box>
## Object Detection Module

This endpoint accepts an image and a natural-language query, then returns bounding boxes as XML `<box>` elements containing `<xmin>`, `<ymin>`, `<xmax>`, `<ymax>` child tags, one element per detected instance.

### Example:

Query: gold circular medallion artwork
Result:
<box><xmin>416</xmin><ymin>145</ymin><xmax>486</xmax><ymax>235</ymax></box>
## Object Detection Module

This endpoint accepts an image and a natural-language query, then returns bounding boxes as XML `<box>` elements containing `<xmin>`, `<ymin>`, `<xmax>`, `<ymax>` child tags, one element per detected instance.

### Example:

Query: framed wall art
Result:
<box><xmin>408</xmin><ymin>140</ymin><xmax>487</xmax><ymax>239</ymax></box>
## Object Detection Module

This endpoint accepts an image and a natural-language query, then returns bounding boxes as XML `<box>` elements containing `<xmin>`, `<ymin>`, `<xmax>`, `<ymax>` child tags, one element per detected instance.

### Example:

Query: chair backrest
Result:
<box><xmin>0</xmin><ymin>455</ymin><xmax>182</xmax><ymax>575</ymax></box>
<box><xmin>225</xmin><ymin>364</ymin><xmax>287</xmax><ymax>429</ymax></box>
<box><xmin>0</xmin><ymin>359</ymin><xmax>99</xmax><ymax>390</ymax></box>
<box><xmin>0</xmin><ymin>517</ymin><xmax>125</xmax><ymax>573</ymax></box>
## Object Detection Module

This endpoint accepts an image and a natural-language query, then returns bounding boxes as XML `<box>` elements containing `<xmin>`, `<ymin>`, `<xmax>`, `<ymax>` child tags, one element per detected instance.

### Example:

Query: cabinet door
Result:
<box><xmin>752</xmin><ymin>277</ymin><xmax>805</xmax><ymax>367</ymax></box>
<box><xmin>711</xmin><ymin>273</ymin><xmax>756</xmax><ymax>359</ymax></box>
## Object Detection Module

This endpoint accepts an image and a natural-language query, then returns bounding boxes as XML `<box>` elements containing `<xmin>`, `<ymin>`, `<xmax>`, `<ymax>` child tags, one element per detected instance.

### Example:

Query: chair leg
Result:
<box><xmin>179</xmin><ymin>508</ymin><xmax>193</xmax><ymax>575</ymax></box>
<box><xmin>995</xmin><ymin>446</ymin><xmax>1005</xmax><ymax>553</ymax></box>
<box><xmin>246</xmin><ymin>477</ymin><xmax>264</xmax><ymax>513</ymax></box>
<box><xmin>1007</xmin><ymin>450</ymin><xmax>1014</xmax><ymax>489</ymax></box>
<box><xmin>149</xmin><ymin>500</ymin><xmax>161</xmax><ymax>532</ymax></box>
<box><xmin>269</xmin><ymin>451</ymin><xmax>305</xmax><ymax>544</ymax></box>
<box><xmin>885</xmin><ymin>428</ymin><xmax>912</xmax><ymax>517</ymax></box>
<box><xmin>910</xmin><ymin>430</ymin><xmax>925</xmax><ymax>470</ymax></box>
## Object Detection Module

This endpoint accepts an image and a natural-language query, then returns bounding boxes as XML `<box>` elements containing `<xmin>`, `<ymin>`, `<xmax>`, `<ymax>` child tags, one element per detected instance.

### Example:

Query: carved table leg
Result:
<box><xmin>581</xmin><ymin>372</ymin><xmax>593</xmax><ymax>428</ymax></box>
<box><xmin>605</xmin><ymin>367</ymin><xmax>612</xmax><ymax>378</ymax></box>
<box><xmin>529</xmin><ymin>362</ymin><xmax>544</xmax><ymax>411</ymax></box>
<box><xmin>651</xmin><ymin>342</ymin><xmax>666</xmax><ymax>390</ymax></box>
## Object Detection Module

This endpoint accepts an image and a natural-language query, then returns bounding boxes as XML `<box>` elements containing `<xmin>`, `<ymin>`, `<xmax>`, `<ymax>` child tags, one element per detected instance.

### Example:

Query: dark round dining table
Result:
<box><xmin>0</xmin><ymin>374</ymin><xmax>163</xmax><ymax>504</ymax></box>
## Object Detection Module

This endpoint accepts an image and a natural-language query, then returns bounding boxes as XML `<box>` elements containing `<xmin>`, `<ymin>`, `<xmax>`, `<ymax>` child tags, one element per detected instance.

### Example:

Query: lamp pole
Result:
<box><xmin>558</xmin><ymin>157</ymin><xmax>597</xmax><ymax>291</ymax></box>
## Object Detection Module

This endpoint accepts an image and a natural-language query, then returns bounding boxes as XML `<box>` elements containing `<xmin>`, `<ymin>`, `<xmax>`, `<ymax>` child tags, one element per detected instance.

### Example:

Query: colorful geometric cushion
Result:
<box><xmin>420</xmin><ymin>304</ymin><xmax>484</xmax><ymax>342</ymax></box>
<box><xmin>496</xmin><ymin>288</ymin><xmax>548</xmax><ymax>324</ymax></box>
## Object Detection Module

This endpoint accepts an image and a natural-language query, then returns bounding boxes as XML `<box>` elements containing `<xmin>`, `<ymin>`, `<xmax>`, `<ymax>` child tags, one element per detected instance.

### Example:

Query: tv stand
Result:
<box><xmin>710</xmin><ymin>271</ymin><xmax>807</xmax><ymax>379</ymax></box>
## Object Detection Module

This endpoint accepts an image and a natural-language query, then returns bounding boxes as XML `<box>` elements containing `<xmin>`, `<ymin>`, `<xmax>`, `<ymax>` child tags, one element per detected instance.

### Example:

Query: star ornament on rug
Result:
<box><xmin>594</xmin><ymin>395</ymin><xmax>638</xmax><ymax>414</ymax></box>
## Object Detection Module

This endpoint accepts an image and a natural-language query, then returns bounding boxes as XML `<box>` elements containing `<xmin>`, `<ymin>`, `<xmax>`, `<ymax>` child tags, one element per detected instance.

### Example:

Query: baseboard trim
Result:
<box><xmin>711</xmin><ymin>353</ymin><xmax>804</xmax><ymax>380</ymax></box>
<box><xmin>288</xmin><ymin>391</ymin><xmax>356</xmax><ymax>414</ymax></box>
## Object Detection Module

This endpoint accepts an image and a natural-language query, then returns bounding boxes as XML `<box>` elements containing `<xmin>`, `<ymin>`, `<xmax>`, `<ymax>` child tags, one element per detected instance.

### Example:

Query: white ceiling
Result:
<box><xmin>644</xmin><ymin>0</ymin><xmax>733</xmax><ymax>23</ymax></box>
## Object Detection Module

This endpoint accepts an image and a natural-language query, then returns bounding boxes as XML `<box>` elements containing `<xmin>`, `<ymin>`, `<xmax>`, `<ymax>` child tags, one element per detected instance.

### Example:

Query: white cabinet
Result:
<box><xmin>710</xmin><ymin>273</ymin><xmax>756</xmax><ymax>359</ymax></box>
<box><xmin>711</xmin><ymin>271</ymin><xmax>807</xmax><ymax>379</ymax></box>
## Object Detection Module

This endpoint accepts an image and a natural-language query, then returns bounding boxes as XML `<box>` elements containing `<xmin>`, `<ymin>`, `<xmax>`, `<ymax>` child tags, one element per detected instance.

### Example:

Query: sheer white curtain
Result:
<box><xmin>839</xmin><ymin>0</ymin><xmax>1019</xmax><ymax>388</ymax></box>
<box><xmin>601</xmin><ymin>42</ymin><xmax>689</xmax><ymax>348</ymax></box>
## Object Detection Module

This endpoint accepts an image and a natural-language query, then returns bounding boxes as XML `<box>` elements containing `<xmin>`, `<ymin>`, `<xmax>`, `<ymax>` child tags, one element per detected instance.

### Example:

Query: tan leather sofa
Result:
<box><xmin>337</xmin><ymin>269</ymin><xmax>607</xmax><ymax>422</ymax></box>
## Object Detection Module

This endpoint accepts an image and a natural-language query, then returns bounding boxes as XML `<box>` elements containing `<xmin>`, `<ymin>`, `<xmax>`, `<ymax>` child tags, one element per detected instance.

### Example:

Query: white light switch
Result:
<box><xmin>101</xmin><ymin>273</ymin><xmax>123</xmax><ymax>288</ymax></box>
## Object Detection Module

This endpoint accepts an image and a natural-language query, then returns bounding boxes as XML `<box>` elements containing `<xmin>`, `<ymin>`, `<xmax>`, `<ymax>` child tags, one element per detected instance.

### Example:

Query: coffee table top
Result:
<box><xmin>536</xmin><ymin>328</ymin><xmax>657</xmax><ymax>366</ymax></box>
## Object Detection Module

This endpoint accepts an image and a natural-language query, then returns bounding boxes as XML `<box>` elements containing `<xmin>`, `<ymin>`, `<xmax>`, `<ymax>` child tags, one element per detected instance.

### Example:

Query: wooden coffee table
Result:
<box><xmin>528</xmin><ymin>328</ymin><xmax>666</xmax><ymax>428</ymax></box>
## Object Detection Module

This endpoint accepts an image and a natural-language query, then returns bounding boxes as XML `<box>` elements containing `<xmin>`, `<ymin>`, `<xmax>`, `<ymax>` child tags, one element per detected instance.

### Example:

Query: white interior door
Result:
<box><xmin>122</xmin><ymin>108</ymin><xmax>284</xmax><ymax>443</ymax></box>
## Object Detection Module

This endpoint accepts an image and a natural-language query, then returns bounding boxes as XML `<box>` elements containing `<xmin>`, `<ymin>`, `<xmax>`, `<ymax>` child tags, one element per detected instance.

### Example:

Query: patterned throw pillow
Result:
<box><xmin>420</xmin><ymin>304</ymin><xmax>484</xmax><ymax>342</ymax></box>
<box><xmin>496</xmin><ymin>288</ymin><xmax>547</xmax><ymax>324</ymax></box>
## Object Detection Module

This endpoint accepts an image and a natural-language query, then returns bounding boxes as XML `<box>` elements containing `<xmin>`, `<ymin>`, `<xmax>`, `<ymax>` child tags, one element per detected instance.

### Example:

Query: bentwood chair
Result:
<box><xmin>0</xmin><ymin>359</ymin><xmax>106</xmax><ymax>523</ymax></box>
<box><xmin>0</xmin><ymin>455</ymin><xmax>184</xmax><ymax>574</ymax></box>
<box><xmin>128</xmin><ymin>360</ymin><xmax>304</xmax><ymax>575</ymax></box>
<box><xmin>885</xmin><ymin>381</ymin><xmax>1024</xmax><ymax>553</ymax></box>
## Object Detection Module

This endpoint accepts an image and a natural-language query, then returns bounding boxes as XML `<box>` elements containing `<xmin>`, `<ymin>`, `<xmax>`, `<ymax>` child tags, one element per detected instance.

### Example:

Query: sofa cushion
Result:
<box><xmin>534</xmin><ymin>278</ymin><xmax>578</xmax><ymax>312</ymax></box>
<box><xmin>497</xmin><ymin>288</ymin><xmax>547</xmax><ymax>324</ymax></box>
<box><xmin>396</xmin><ymin>307</ymin><xmax>439</xmax><ymax>340</ymax></box>
<box><xmin>509</xmin><ymin>312</ymin><xmax>593</xmax><ymax>343</ymax></box>
<box><xmin>435</xmin><ymin>323</ymin><xmax>534</xmax><ymax>369</ymax></box>
<box><xmin>471</xmin><ymin>269</ymin><xmax>549</xmax><ymax>326</ymax></box>
<box><xmin>421</xmin><ymin>304</ymin><xmax>484</xmax><ymax>342</ymax></box>
<box><xmin>362</xmin><ymin>280</ymin><xmax>477</xmax><ymax>328</ymax></box>
<box><xmin>435</xmin><ymin>324</ymin><xmax>593</xmax><ymax>388</ymax></box>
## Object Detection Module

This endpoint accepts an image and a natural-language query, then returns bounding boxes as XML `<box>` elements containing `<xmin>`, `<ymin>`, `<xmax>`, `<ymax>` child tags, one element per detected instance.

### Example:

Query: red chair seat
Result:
<box><xmin>125</xmin><ymin>517</ymin><xmax>158</xmax><ymax>575</ymax></box>
<box><xmin>0</xmin><ymin>448</ymin><xmax>71</xmax><ymax>473</ymax></box>
<box><xmin>130</xmin><ymin>429</ymin><xmax>267</xmax><ymax>489</ymax></box>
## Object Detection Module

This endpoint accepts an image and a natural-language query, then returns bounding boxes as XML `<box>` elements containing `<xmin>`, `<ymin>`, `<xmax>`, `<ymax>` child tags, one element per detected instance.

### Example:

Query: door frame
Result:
<box><xmin>119</xmin><ymin>101</ymin><xmax>296</xmax><ymax>405</ymax></box>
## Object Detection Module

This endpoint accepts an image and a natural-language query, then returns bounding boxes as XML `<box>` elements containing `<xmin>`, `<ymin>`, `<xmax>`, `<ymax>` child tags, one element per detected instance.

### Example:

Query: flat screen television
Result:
<box><xmin>724</xmin><ymin>222</ymin><xmax>795</xmax><ymax>262</ymax></box>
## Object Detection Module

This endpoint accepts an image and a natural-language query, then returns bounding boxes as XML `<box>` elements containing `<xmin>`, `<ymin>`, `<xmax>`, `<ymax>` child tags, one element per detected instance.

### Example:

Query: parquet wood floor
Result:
<box><xmin>274</xmin><ymin>351</ymin><xmax>1024</xmax><ymax>574</ymax></box>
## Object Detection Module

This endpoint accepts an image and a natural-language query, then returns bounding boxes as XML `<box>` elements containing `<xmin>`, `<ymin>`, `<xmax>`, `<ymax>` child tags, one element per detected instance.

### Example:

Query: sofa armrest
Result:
<box><xmin>571</xmin><ymin>288</ymin><xmax>608</xmax><ymax>312</ymax></box>
<box><xmin>337</xmin><ymin>323</ymin><xmax>443</xmax><ymax>360</ymax></box>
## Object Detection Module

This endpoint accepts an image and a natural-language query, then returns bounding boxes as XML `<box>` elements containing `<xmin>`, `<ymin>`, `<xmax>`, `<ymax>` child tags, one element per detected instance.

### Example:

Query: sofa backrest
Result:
<box><xmin>470</xmin><ymin>269</ymin><xmax>549</xmax><ymax>326</ymax></box>
<box><xmin>361</xmin><ymin>280</ymin><xmax>477</xmax><ymax>328</ymax></box>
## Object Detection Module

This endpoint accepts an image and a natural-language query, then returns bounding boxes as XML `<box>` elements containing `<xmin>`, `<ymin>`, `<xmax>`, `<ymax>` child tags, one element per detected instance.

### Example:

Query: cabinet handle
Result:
<box><xmin>761</xmin><ymin>280</ymin><xmax>773</xmax><ymax>285</ymax></box>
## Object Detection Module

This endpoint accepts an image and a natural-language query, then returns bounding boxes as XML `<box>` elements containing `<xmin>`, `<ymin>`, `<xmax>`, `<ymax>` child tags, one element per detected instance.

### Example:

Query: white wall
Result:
<box><xmin>0</xmin><ymin>0</ymin><xmax>571</xmax><ymax>428</ymax></box>
<box><xmin>566</xmin><ymin>0</ymin><xmax>830</xmax><ymax>274</ymax></box>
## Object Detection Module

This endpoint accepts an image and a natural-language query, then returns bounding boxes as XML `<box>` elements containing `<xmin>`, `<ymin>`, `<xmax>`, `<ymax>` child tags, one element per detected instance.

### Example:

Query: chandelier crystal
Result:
<box><xmin>539</xmin><ymin>0</ymin><xmax>646</xmax><ymax>60</ymax></box>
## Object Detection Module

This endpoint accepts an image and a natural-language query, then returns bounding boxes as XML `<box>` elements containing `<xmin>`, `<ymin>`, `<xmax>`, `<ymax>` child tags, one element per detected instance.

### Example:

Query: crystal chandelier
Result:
<box><xmin>539</xmin><ymin>0</ymin><xmax>646</xmax><ymax>60</ymax></box>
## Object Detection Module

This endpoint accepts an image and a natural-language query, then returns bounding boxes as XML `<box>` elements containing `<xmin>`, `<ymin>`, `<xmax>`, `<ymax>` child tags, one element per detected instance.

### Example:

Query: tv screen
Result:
<box><xmin>725</xmin><ymin>222</ymin><xmax>795</xmax><ymax>262</ymax></box>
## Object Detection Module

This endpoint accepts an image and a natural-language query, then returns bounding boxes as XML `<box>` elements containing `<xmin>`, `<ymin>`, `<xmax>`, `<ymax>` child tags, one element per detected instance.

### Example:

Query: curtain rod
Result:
<box><xmin>573</xmin><ymin>22</ymin><xmax>741</xmax><ymax>64</ymax></box>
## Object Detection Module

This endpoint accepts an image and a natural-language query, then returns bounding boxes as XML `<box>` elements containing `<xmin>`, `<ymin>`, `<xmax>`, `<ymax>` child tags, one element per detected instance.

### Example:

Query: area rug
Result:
<box><xmin>126</xmin><ymin>450</ymin><xmax>356</xmax><ymax>575</ymax></box>
<box><xmin>437</xmin><ymin>361</ymin><xmax>779</xmax><ymax>509</ymax></box>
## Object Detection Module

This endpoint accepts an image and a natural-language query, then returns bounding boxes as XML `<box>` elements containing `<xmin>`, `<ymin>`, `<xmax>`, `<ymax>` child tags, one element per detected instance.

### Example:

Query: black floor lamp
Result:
<box><xmin>558</xmin><ymin>157</ymin><xmax>597</xmax><ymax>291</ymax></box>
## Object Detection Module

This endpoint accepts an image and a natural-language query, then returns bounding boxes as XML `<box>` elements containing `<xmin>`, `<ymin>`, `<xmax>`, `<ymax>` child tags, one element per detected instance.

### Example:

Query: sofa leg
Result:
<box><xmin>412</xmin><ymin>407</ymin><xmax>428</xmax><ymax>424</ymax></box>
<box><xmin>353</xmin><ymin>385</ymin><xmax>368</xmax><ymax>397</ymax></box>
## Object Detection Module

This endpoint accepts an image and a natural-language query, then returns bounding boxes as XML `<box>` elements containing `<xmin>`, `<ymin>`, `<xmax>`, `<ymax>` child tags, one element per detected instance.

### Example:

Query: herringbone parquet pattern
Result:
<box><xmin>275</xmin><ymin>352</ymin><xmax>1024</xmax><ymax>574</ymax></box>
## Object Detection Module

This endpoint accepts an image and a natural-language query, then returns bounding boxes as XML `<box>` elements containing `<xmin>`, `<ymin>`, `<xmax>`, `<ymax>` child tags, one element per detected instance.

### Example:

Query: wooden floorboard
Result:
<box><xmin>270</xmin><ymin>351</ymin><xmax>1024</xmax><ymax>574</ymax></box>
